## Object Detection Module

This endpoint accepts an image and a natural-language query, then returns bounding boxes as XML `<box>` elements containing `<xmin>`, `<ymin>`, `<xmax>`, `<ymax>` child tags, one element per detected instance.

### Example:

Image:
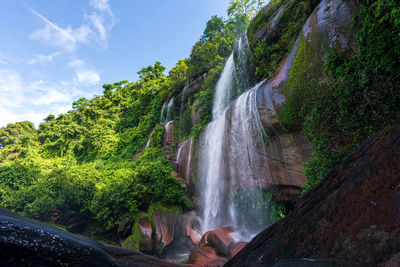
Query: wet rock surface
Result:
<box><xmin>199</xmin><ymin>226</ymin><xmax>234</xmax><ymax>256</ymax></box>
<box><xmin>187</xmin><ymin>226</ymin><xmax>250</xmax><ymax>266</ymax></box>
<box><xmin>153</xmin><ymin>208</ymin><xmax>181</xmax><ymax>256</ymax></box>
<box><xmin>137</xmin><ymin>217</ymin><xmax>153</xmax><ymax>252</ymax></box>
<box><xmin>225</xmin><ymin>123</ymin><xmax>400</xmax><ymax>266</ymax></box>
<box><xmin>0</xmin><ymin>208</ymin><xmax>186</xmax><ymax>267</ymax></box>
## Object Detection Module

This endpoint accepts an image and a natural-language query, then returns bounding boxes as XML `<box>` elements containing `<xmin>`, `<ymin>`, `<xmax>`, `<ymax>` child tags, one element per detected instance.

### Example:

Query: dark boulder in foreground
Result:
<box><xmin>0</xmin><ymin>208</ymin><xmax>190</xmax><ymax>267</ymax></box>
<box><xmin>226</xmin><ymin>123</ymin><xmax>400</xmax><ymax>266</ymax></box>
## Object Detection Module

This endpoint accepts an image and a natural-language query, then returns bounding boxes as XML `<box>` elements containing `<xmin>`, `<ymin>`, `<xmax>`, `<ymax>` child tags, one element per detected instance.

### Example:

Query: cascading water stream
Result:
<box><xmin>165</xmin><ymin>97</ymin><xmax>174</xmax><ymax>122</ymax></box>
<box><xmin>160</xmin><ymin>102</ymin><xmax>168</xmax><ymax>124</ymax></box>
<box><xmin>198</xmin><ymin>53</ymin><xmax>236</xmax><ymax>233</ymax></box>
<box><xmin>198</xmin><ymin>36</ymin><xmax>273</xmax><ymax>240</ymax></box>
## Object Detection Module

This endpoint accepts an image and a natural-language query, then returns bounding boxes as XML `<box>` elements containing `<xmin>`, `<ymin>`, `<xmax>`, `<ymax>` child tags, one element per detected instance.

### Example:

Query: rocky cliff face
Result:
<box><xmin>247</xmin><ymin>0</ymin><xmax>358</xmax><ymax>202</ymax></box>
<box><xmin>225</xmin><ymin>122</ymin><xmax>400</xmax><ymax>266</ymax></box>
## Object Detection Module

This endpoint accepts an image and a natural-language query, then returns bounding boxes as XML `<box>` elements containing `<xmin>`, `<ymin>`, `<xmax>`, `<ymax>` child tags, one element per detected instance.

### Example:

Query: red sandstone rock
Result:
<box><xmin>187</xmin><ymin>246</ymin><xmax>226</xmax><ymax>266</ymax></box>
<box><xmin>137</xmin><ymin>217</ymin><xmax>153</xmax><ymax>252</ymax></box>
<box><xmin>252</xmin><ymin>0</ymin><xmax>359</xmax><ymax>203</ymax></box>
<box><xmin>153</xmin><ymin>208</ymin><xmax>180</xmax><ymax>256</ymax></box>
<box><xmin>183</xmin><ymin>211</ymin><xmax>201</xmax><ymax>245</ymax></box>
<box><xmin>199</xmin><ymin>226</ymin><xmax>234</xmax><ymax>256</ymax></box>
<box><xmin>164</xmin><ymin>120</ymin><xmax>175</xmax><ymax>146</ymax></box>
<box><xmin>228</xmin><ymin>242</ymin><xmax>247</xmax><ymax>260</ymax></box>
<box><xmin>225</xmin><ymin>123</ymin><xmax>400</xmax><ymax>266</ymax></box>
<box><xmin>176</xmin><ymin>138</ymin><xmax>194</xmax><ymax>191</ymax></box>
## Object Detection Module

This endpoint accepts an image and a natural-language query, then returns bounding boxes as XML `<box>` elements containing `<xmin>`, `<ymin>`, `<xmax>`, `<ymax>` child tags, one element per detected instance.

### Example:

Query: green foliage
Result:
<box><xmin>0</xmin><ymin>121</ymin><xmax>37</xmax><ymax>149</ymax></box>
<box><xmin>90</xmin><ymin>148</ymin><xmax>188</xmax><ymax>229</ymax></box>
<box><xmin>169</xmin><ymin>59</ymin><xmax>189</xmax><ymax>94</ymax></box>
<box><xmin>187</xmin><ymin>16</ymin><xmax>241</xmax><ymax>81</ymax></box>
<box><xmin>3</xmin><ymin>167</ymin><xmax>95</xmax><ymax>225</ymax></box>
<box><xmin>248</xmin><ymin>0</ymin><xmax>317</xmax><ymax>80</ymax></box>
<box><xmin>0</xmin><ymin>161</ymin><xmax>41</xmax><ymax>199</ymax></box>
<box><xmin>227</xmin><ymin>0</ymin><xmax>265</xmax><ymax>21</ymax></box>
<box><xmin>263</xmin><ymin>193</ymin><xmax>287</xmax><ymax>220</ymax></box>
<box><xmin>191</xmin><ymin>124</ymin><xmax>205</xmax><ymax>141</ymax></box>
<box><xmin>194</xmin><ymin>63</ymin><xmax>225</xmax><ymax>126</ymax></box>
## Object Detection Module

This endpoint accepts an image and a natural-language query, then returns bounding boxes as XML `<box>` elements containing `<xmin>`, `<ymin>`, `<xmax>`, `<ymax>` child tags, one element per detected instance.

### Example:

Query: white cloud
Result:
<box><xmin>67</xmin><ymin>59</ymin><xmax>85</xmax><ymax>68</ymax></box>
<box><xmin>28</xmin><ymin>52</ymin><xmax>60</xmax><ymax>65</ymax></box>
<box><xmin>0</xmin><ymin>69</ymin><xmax>24</xmax><ymax>108</ymax></box>
<box><xmin>30</xmin><ymin>10</ymin><xmax>92</xmax><ymax>52</ymax></box>
<box><xmin>30</xmin><ymin>1</ymin><xmax>115</xmax><ymax>51</ymax></box>
<box><xmin>90</xmin><ymin>0</ymin><xmax>112</xmax><ymax>13</ymax></box>
<box><xmin>31</xmin><ymin>88</ymin><xmax>73</xmax><ymax>106</ymax></box>
<box><xmin>0</xmin><ymin>105</ymin><xmax>42</xmax><ymax>128</ymax></box>
<box><xmin>0</xmin><ymin>69</ymin><xmax>91</xmax><ymax>128</ymax></box>
<box><xmin>0</xmin><ymin>51</ymin><xmax>9</xmax><ymax>65</ymax></box>
<box><xmin>75</xmin><ymin>70</ymin><xmax>101</xmax><ymax>86</ymax></box>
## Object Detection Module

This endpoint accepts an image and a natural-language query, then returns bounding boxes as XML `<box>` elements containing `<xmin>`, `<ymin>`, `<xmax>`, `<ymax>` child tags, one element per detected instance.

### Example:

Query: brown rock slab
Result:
<box><xmin>183</xmin><ymin>211</ymin><xmax>201</xmax><ymax>246</ymax></box>
<box><xmin>199</xmin><ymin>226</ymin><xmax>234</xmax><ymax>256</ymax></box>
<box><xmin>225</xmin><ymin>123</ymin><xmax>400</xmax><ymax>266</ymax></box>
<box><xmin>153</xmin><ymin>208</ymin><xmax>181</xmax><ymax>256</ymax></box>
<box><xmin>137</xmin><ymin>217</ymin><xmax>153</xmax><ymax>252</ymax></box>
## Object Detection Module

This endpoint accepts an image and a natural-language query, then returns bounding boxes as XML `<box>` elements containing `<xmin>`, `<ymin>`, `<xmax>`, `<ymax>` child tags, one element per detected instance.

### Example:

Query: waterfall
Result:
<box><xmin>164</xmin><ymin>120</ymin><xmax>174</xmax><ymax>147</ymax></box>
<box><xmin>225</xmin><ymin>82</ymin><xmax>273</xmax><ymax>238</ymax></box>
<box><xmin>165</xmin><ymin>97</ymin><xmax>175</xmax><ymax>122</ymax></box>
<box><xmin>198</xmin><ymin>40</ymin><xmax>273</xmax><ymax>240</ymax></box>
<box><xmin>212</xmin><ymin>54</ymin><xmax>235</xmax><ymax>118</ymax></box>
<box><xmin>145</xmin><ymin>138</ymin><xmax>151</xmax><ymax>150</ymax></box>
<box><xmin>198</xmin><ymin>53</ymin><xmax>236</xmax><ymax>233</ymax></box>
<box><xmin>176</xmin><ymin>137</ymin><xmax>193</xmax><ymax>186</ymax></box>
<box><xmin>160</xmin><ymin>102</ymin><xmax>168</xmax><ymax>124</ymax></box>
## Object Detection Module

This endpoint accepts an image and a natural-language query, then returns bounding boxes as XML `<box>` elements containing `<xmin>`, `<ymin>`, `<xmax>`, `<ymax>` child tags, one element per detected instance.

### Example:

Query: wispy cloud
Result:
<box><xmin>30</xmin><ymin>9</ymin><xmax>91</xmax><ymax>52</ymax></box>
<box><xmin>67</xmin><ymin>58</ymin><xmax>101</xmax><ymax>86</ymax></box>
<box><xmin>90</xmin><ymin>0</ymin><xmax>112</xmax><ymax>13</ymax></box>
<box><xmin>0</xmin><ymin>69</ymin><xmax>25</xmax><ymax>108</ymax></box>
<box><xmin>27</xmin><ymin>52</ymin><xmax>60</xmax><ymax>65</ymax></box>
<box><xmin>67</xmin><ymin>59</ymin><xmax>85</xmax><ymax>68</ymax></box>
<box><xmin>30</xmin><ymin>0</ymin><xmax>115</xmax><ymax>51</ymax></box>
<box><xmin>75</xmin><ymin>70</ymin><xmax>101</xmax><ymax>86</ymax></box>
<box><xmin>0</xmin><ymin>51</ymin><xmax>10</xmax><ymax>65</ymax></box>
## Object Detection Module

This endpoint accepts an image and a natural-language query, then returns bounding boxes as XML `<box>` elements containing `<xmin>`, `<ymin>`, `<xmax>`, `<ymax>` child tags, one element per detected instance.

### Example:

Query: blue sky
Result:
<box><xmin>0</xmin><ymin>0</ymin><xmax>231</xmax><ymax>127</ymax></box>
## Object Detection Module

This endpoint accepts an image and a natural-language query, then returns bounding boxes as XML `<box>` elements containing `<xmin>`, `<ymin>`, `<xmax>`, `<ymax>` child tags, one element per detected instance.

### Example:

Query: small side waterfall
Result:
<box><xmin>160</xmin><ymin>102</ymin><xmax>168</xmax><ymax>124</ymax></box>
<box><xmin>198</xmin><ymin>36</ymin><xmax>273</xmax><ymax>240</ymax></box>
<box><xmin>176</xmin><ymin>137</ymin><xmax>194</xmax><ymax>187</ymax></box>
<box><xmin>165</xmin><ymin>97</ymin><xmax>175</xmax><ymax>123</ymax></box>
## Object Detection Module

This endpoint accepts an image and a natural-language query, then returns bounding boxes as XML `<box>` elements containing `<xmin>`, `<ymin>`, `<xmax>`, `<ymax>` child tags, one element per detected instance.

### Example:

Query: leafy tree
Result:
<box><xmin>227</xmin><ymin>0</ymin><xmax>264</xmax><ymax>21</ymax></box>
<box><xmin>169</xmin><ymin>59</ymin><xmax>189</xmax><ymax>93</ymax></box>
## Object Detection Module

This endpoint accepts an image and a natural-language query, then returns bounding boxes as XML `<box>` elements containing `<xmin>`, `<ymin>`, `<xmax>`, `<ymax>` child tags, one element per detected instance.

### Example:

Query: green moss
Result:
<box><xmin>279</xmin><ymin>32</ymin><xmax>325</xmax><ymax>131</ymax></box>
<box><xmin>248</xmin><ymin>0</ymin><xmax>318</xmax><ymax>80</ymax></box>
<box><xmin>148</xmin><ymin>125</ymin><xmax>165</xmax><ymax>149</ymax></box>
<box><xmin>179</xmin><ymin>106</ymin><xmax>193</xmax><ymax>141</ymax></box>
<box><xmin>122</xmin><ymin>211</ymin><xmax>152</xmax><ymax>251</ymax></box>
